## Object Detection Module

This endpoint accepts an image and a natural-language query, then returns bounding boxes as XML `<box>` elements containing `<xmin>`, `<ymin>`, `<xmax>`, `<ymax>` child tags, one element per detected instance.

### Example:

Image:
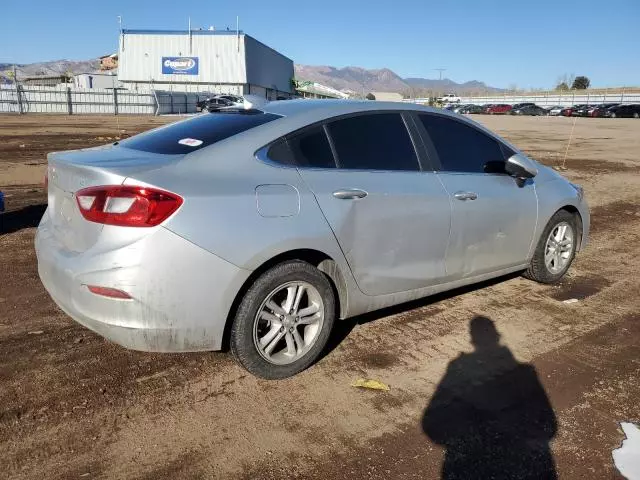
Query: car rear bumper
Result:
<box><xmin>35</xmin><ymin>213</ymin><xmax>251</xmax><ymax>352</ymax></box>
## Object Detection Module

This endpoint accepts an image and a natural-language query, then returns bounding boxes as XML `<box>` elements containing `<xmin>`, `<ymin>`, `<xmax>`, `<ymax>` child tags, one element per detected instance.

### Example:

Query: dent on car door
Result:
<box><xmin>277</xmin><ymin>112</ymin><xmax>451</xmax><ymax>296</ymax></box>
<box><xmin>416</xmin><ymin>113</ymin><xmax>538</xmax><ymax>278</ymax></box>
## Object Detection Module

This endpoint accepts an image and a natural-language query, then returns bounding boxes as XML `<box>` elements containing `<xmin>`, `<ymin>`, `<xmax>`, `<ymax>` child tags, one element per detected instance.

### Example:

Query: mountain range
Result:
<box><xmin>0</xmin><ymin>58</ymin><xmax>502</xmax><ymax>95</ymax></box>
<box><xmin>0</xmin><ymin>59</ymin><xmax>99</xmax><ymax>78</ymax></box>
<box><xmin>295</xmin><ymin>65</ymin><xmax>503</xmax><ymax>95</ymax></box>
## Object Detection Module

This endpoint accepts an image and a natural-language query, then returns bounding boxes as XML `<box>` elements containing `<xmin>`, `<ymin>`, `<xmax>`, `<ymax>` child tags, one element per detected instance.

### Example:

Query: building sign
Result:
<box><xmin>162</xmin><ymin>57</ymin><xmax>199</xmax><ymax>75</ymax></box>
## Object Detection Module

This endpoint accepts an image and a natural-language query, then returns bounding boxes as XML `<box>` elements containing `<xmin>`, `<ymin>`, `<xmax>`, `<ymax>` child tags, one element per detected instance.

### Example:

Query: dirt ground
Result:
<box><xmin>1</xmin><ymin>113</ymin><xmax>639</xmax><ymax>480</ymax></box>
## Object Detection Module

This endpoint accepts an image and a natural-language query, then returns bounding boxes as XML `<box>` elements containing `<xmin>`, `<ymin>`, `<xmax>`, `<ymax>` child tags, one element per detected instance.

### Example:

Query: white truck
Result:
<box><xmin>437</xmin><ymin>93</ymin><xmax>461</xmax><ymax>104</ymax></box>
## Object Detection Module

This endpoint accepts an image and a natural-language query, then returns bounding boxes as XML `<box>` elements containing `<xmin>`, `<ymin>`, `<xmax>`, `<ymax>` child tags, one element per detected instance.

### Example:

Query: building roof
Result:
<box><xmin>122</xmin><ymin>29</ymin><xmax>243</xmax><ymax>36</ymax></box>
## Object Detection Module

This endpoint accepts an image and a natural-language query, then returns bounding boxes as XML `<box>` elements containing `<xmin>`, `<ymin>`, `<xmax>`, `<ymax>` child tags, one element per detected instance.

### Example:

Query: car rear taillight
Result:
<box><xmin>76</xmin><ymin>185</ymin><xmax>183</xmax><ymax>227</ymax></box>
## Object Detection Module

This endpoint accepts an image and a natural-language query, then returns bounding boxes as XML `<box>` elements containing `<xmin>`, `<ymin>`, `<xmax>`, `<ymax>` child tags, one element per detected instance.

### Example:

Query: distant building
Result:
<box><xmin>295</xmin><ymin>81</ymin><xmax>349</xmax><ymax>99</ymax></box>
<box><xmin>370</xmin><ymin>91</ymin><xmax>404</xmax><ymax>102</ymax></box>
<box><xmin>99</xmin><ymin>53</ymin><xmax>118</xmax><ymax>71</ymax></box>
<box><xmin>73</xmin><ymin>73</ymin><xmax>121</xmax><ymax>89</ymax></box>
<box><xmin>21</xmin><ymin>75</ymin><xmax>70</xmax><ymax>86</ymax></box>
<box><xmin>117</xmin><ymin>29</ymin><xmax>293</xmax><ymax>99</ymax></box>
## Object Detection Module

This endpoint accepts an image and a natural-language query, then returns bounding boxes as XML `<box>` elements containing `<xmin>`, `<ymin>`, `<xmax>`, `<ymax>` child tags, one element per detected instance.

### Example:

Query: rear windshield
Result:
<box><xmin>120</xmin><ymin>111</ymin><xmax>281</xmax><ymax>154</ymax></box>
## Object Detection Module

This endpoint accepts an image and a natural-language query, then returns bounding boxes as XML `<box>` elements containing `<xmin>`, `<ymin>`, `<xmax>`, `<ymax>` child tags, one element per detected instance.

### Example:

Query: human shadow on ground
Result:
<box><xmin>422</xmin><ymin>316</ymin><xmax>557</xmax><ymax>480</ymax></box>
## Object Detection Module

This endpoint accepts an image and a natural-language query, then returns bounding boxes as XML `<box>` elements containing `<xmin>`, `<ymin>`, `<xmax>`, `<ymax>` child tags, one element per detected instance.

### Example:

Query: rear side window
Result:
<box><xmin>327</xmin><ymin>113</ymin><xmax>419</xmax><ymax>171</ymax></box>
<box><xmin>267</xmin><ymin>126</ymin><xmax>336</xmax><ymax>168</ymax></box>
<box><xmin>120</xmin><ymin>111</ymin><xmax>280</xmax><ymax>154</ymax></box>
<box><xmin>419</xmin><ymin>114</ymin><xmax>506</xmax><ymax>174</ymax></box>
<box><xmin>288</xmin><ymin>126</ymin><xmax>335</xmax><ymax>168</ymax></box>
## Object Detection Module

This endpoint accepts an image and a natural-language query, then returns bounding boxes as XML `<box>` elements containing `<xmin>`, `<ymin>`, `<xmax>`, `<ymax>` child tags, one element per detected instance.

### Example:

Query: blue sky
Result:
<box><xmin>2</xmin><ymin>0</ymin><xmax>638</xmax><ymax>89</ymax></box>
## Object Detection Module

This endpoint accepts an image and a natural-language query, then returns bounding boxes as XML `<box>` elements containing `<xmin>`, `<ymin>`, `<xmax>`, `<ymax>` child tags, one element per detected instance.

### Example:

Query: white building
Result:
<box><xmin>370</xmin><ymin>91</ymin><xmax>404</xmax><ymax>102</ymax></box>
<box><xmin>73</xmin><ymin>73</ymin><xmax>121</xmax><ymax>89</ymax></box>
<box><xmin>118</xmin><ymin>29</ymin><xmax>294</xmax><ymax>99</ymax></box>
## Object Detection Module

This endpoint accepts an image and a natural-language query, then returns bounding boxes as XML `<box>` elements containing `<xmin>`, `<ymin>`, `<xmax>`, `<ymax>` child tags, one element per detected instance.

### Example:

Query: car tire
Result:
<box><xmin>524</xmin><ymin>210</ymin><xmax>578</xmax><ymax>284</ymax></box>
<box><xmin>634</xmin><ymin>112</ymin><xmax>639</xmax><ymax>119</ymax></box>
<box><xmin>611</xmin><ymin>112</ymin><xmax>617</xmax><ymax>118</ymax></box>
<box><xmin>230</xmin><ymin>260</ymin><xmax>336</xmax><ymax>379</ymax></box>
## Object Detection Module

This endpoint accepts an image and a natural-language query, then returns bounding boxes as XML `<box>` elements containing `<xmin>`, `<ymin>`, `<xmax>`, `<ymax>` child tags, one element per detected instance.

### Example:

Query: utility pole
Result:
<box><xmin>434</xmin><ymin>68</ymin><xmax>446</xmax><ymax>81</ymax></box>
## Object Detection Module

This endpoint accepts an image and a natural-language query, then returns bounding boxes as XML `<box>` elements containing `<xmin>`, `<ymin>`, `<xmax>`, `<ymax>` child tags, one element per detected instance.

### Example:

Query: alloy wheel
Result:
<box><xmin>544</xmin><ymin>221</ymin><xmax>574</xmax><ymax>274</ymax></box>
<box><xmin>252</xmin><ymin>281</ymin><xmax>324</xmax><ymax>365</ymax></box>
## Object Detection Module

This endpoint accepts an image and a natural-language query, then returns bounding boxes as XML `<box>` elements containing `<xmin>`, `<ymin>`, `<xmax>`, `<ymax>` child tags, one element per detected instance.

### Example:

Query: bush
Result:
<box><xmin>571</xmin><ymin>76</ymin><xmax>590</xmax><ymax>90</ymax></box>
<box><xmin>555</xmin><ymin>82</ymin><xmax>569</xmax><ymax>91</ymax></box>
<box><xmin>365</xmin><ymin>93</ymin><xmax>376</xmax><ymax>101</ymax></box>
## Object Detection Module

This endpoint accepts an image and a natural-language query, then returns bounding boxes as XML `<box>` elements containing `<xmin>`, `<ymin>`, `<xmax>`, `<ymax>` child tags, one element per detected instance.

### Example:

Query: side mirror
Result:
<box><xmin>505</xmin><ymin>153</ymin><xmax>538</xmax><ymax>179</ymax></box>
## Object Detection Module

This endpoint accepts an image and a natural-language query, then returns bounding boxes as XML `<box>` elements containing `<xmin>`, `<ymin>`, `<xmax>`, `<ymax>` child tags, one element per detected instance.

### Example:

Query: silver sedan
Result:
<box><xmin>36</xmin><ymin>100</ymin><xmax>589</xmax><ymax>378</ymax></box>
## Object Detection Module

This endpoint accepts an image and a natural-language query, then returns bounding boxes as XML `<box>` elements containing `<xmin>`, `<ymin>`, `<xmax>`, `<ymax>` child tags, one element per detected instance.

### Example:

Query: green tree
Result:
<box><xmin>571</xmin><ymin>76</ymin><xmax>590</xmax><ymax>90</ymax></box>
<box><xmin>365</xmin><ymin>92</ymin><xmax>376</xmax><ymax>100</ymax></box>
<box><xmin>555</xmin><ymin>81</ymin><xmax>569</xmax><ymax>91</ymax></box>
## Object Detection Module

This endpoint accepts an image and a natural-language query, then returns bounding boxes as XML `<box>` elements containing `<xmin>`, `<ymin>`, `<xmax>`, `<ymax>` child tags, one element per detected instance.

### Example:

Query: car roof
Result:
<box><xmin>262</xmin><ymin>99</ymin><xmax>440</xmax><ymax>118</ymax></box>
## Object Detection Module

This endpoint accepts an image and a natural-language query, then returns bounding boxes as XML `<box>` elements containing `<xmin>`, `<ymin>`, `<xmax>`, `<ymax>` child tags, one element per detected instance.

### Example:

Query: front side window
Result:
<box><xmin>327</xmin><ymin>113</ymin><xmax>419</xmax><ymax>171</ymax></box>
<box><xmin>419</xmin><ymin>114</ymin><xmax>506</xmax><ymax>174</ymax></box>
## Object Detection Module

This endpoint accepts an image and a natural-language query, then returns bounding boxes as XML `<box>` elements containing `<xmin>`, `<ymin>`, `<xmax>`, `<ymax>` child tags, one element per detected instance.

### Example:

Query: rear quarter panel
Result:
<box><xmin>121</xmin><ymin>129</ymin><xmax>356</xmax><ymax>300</ymax></box>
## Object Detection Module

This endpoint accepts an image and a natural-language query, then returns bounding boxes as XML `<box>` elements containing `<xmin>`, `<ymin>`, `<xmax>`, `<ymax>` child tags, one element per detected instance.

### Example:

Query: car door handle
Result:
<box><xmin>453</xmin><ymin>191</ymin><xmax>478</xmax><ymax>201</ymax></box>
<box><xmin>333</xmin><ymin>189</ymin><xmax>368</xmax><ymax>200</ymax></box>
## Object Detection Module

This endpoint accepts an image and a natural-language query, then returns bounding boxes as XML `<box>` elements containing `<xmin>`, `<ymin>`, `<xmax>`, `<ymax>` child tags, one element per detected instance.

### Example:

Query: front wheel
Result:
<box><xmin>230</xmin><ymin>261</ymin><xmax>336</xmax><ymax>379</ymax></box>
<box><xmin>524</xmin><ymin>210</ymin><xmax>578</xmax><ymax>284</ymax></box>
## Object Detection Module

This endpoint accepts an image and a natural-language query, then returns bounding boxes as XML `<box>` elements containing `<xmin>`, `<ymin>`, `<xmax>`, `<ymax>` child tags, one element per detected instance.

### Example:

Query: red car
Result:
<box><xmin>485</xmin><ymin>104</ymin><xmax>512</xmax><ymax>114</ymax></box>
<box><xmin>561</xmin><ymin>105</ymin><xmax>587</xmax><ymax>117</ymax></box>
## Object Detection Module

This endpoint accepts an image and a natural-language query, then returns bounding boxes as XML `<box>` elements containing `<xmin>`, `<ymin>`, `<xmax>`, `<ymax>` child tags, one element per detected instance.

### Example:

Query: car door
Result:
<box><xmin>271</xmin><ymin>112</ymin><xmax>452</xmax><ymax>296</ymax></box>
<box><xmin>415</xmin><ymin>112</ymin><xmax>538</xmax><ymax>278</ymax></box>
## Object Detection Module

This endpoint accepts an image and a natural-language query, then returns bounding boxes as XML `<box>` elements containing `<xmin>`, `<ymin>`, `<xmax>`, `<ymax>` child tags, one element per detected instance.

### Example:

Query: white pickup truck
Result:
<box><xmin>437</xmin><ymin>93</ymin><xmax>461</xmax><ymax>103</ymax></box>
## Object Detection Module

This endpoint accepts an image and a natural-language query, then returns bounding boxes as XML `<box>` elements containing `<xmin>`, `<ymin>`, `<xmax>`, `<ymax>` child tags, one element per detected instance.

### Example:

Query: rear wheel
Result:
<box><xmin>230</xmin><ymin>261</ymin><xmax>335</xmax><ymax>379</ymax></box>
<box><xmin>634</xmin><ymin>112</ymin><xmax>639</xmax><ymax>119</ymax></box>
<box><xmin>611</xmin><ymin>112</ymin><xmax>617</xmax><ymax>118</ymax></box>
<box><xmin>524</xmin><ymin>210</ymin><xmax>578</xmax><ymax>284</ymax></box>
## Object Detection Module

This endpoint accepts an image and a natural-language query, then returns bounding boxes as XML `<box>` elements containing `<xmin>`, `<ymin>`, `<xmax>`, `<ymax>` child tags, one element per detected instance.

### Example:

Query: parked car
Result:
<box><xmin>511</xmin><ymin>105</ymin><xmax>548</xmax><ymax>116</ymax></box>
<box><xmin>604</xmin><ymin>104</ymin><xmax>640</xmax><ymax>118</ymax></box>
<box><xmin>546</xmin><ymin>106</ymin><xmax>564</xmax><ymax>116</ymax></box>
<box><xmin>35</xmin><ymin>100</ymin><xmax>589</xmax><ymax>379</ymax></box>
<box><xmin>197</xmin><ymin>94</ymin><xmax>244</xmax><ymax>112</ymax></box>
<box><xmin>438</xmin><ymin>93</ymin><xmax>461</xmax><ymax>103</ymax></box>
<box><xmin>572</xmin><ymin>104</ymin><xmax>597</xmax><ymax>117</ymax></box>
<box><xmin>511</xmin><ymin>102</ymin><xmax>536</xmax><ymax>110</ymax></box>
<box><xmin>458</xmin><ymin>104</ymin><xmax>485</xmax><ymax>114</ymax></box>
<box><xmin>560</xmin><ymin>105</ymin><xmax>583</xmax><ymax>117</ymax></box>
<box><xmin>588</xmin><ymin>103</ymin><xmax>620</xmax><ymax>117</ymax></box>
<box><xmin>485</xmin><ymin>104</ymin><xmax>512</xmax><ymax>114</ymax></box>
<box><xmin>444</xmin><ymin>103</ymin><xmax>459</xmax><ymax>111</ymax></box>
<box><xmin>203</xmin><ymin>97</ymin><xmax>236</xmax><ymax>112</ymax></box>
<box><xmin>451</xmin><ymin>104</ymin><xmax>471</xmax><ymax>113</ymax></box>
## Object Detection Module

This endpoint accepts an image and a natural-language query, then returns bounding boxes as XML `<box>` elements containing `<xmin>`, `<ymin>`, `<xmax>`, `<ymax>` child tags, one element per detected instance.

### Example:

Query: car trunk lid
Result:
<box><xmin>46</xmin><ymin>145</ymin><xmax>180</xmax><ymax>252</ymax></box>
